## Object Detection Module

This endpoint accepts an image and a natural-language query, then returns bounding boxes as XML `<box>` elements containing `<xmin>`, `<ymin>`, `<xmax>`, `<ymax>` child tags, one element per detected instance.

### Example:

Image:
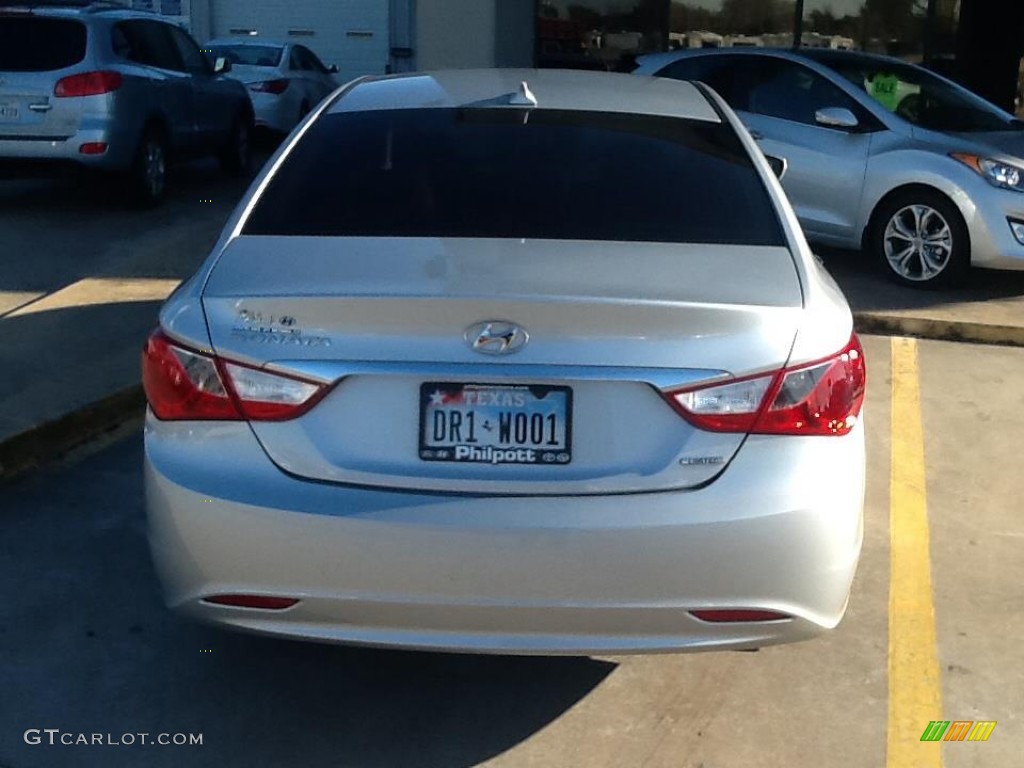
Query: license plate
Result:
<box><xmin>0</xmin><ymin>103</ymin><xmax>19</xmax><ymax>121</ymax></box>
<box><xmin>419</xmin><ymin>382</ymin><xmax>572</xmax><ymax>465</ymax></box>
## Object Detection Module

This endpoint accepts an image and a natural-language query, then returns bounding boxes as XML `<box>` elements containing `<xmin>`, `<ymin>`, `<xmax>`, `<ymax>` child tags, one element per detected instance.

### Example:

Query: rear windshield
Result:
<box><xmin>0</xmin><ymin>18</ymin><xmax>87</xmax><ymax>72</ymax></box>
<box><xmin>206</xmin><ymin>44</ymin><xmax>283</xmax><ymax>68</ymax></box>
<box><xmin>243</xmin><ymin>107</ymin><xmax>785</xmax><ymax>246</ymax></box>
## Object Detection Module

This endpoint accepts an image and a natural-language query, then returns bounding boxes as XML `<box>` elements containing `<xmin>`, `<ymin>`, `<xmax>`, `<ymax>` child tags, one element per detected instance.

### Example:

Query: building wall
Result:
<box><xmin>416</xmin><ymin>0</ymin><xmax>496</xmax><ymax>70</ymax></box>
<box><xmin>494</xmin><ymin>0</ymin><xmax>535</xmax><ymax>67</ymax></box>
<box><xmin>199</xmin><ymin>0</ymin><xmax>389</xmax><ymax>79</ymax></box>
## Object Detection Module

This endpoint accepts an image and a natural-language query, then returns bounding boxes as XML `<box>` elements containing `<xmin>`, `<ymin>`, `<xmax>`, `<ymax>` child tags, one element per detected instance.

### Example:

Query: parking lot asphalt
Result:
<box><xmin>0</xmin><ymin>157</ymin><xmax>263</xmax><ymax>477</ymax></box>
<box><xmin>0</xmin><ymin>334</ymin><xmax>1019</xmax><ymax>768</ymax></box>
<box><xmin>4</xmin><ymin>158</ymin><xmax>1024</xmax><ymax>479</ymax></box>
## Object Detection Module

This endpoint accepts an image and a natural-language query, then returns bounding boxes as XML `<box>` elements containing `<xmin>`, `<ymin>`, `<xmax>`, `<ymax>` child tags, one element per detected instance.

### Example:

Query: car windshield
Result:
<box><xmin>243</xmin><ymin>107</ymin><xmax>785</xmax><ymax>246</ymax></box>
<box><xmin>0</xmin><ymin>17</ymin><xmax>87</xmax><ymax>72</ymax></box>
<box><xmin>825</xmin><ymin>58</ymin><xmax>1018</xmax><ymax>133</ymax></box>
<box><xmin>206</xmin><ymin>44</ymin><xmax>283</xmax><ymax>68</ymax></box>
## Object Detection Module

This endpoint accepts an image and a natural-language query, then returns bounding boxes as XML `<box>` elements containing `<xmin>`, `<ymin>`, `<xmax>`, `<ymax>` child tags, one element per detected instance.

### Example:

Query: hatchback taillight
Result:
<box><xmin>54</xmin><ymin>71</ymin><xmax>123</xmax><ymax>98</ymax></box>
<box><xmin>248</xmin><ymin>79</ymin><xmax>289</xmax><ymax>95</ymax></box>
<box><xmin>666</xmin><ymin>335</ymin><xmax>866</xmax><ymax>436</ymax></box>
<box><xmin>142</xmin><ymin>329</ymin><xmax>327</xmax><ymax>421</ymax></box>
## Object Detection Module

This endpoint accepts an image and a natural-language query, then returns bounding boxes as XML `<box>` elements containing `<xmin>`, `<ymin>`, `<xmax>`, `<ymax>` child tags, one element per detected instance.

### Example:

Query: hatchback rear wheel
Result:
<box><xmin>870</xmin><ymin>189</ymin><xmax>969</xmax><ymax>289</ymax></box>
<box><xmin>130</xmin><ymin>129</ymin><xmax>167</xmax><ymax>208</ymax></box>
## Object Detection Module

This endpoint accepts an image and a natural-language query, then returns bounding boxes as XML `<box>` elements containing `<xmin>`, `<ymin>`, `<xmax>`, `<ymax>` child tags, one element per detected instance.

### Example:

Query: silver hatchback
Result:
<box><xmin>0</xmin><ymin>2</ymin><xmax>253</xmax><ymax>205</ymax></box>
<box><xmin>636</xmin><ymin>48</ymin><xmax>1024</xmax><ymax>288</ymax></box>
<box><xmin>143</xmin><ymin>69</ymin><xmax>866</xmax><ymax>655</ymax></box>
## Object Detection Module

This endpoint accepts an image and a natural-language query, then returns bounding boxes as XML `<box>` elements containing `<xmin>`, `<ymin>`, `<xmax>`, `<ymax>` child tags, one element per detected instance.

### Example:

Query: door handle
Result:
<box><xmin>749</xmin><ymin>129</ymin><xmax>764</xmax><ymax>141</ymax></box>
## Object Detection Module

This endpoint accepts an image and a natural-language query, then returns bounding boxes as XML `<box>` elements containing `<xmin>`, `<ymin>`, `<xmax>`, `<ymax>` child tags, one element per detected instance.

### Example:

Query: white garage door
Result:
<box><xmin>209</xmin><ymin>0</ymin><xmax>388</xmax><ymax>81</ymax></box>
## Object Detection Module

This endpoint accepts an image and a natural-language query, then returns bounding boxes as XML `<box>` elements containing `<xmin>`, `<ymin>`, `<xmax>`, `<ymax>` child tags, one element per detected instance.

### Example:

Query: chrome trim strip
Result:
<box><xmin>264</xmin><ymin>360</ymin><xmax>731</xmax><ymax>392</ymax></box>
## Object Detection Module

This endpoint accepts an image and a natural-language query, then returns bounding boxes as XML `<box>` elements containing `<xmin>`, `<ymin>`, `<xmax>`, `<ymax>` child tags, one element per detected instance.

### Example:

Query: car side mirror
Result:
<box><xmin>327</xmin><ymin>64</ymin><xmax>339</xmax><ymax>74</ymax></box>
<box><xmin>214</xmin><ymin>57</ymin><xmax>232</xmax><ymax>75</ymax></box>
<box><xmin>765</xmin><ymin>154</ymin><xmax>788</xmax><ymax>180</ymax></box>
<box><xmin>815</xmin><ymin>107</ymin><xmax>859</xmax><ymax>130</ymax></box>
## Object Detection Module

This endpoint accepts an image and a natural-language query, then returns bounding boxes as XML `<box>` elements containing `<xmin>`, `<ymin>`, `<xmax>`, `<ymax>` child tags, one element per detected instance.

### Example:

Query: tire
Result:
<box><xmin>129</xmin><ymin>129</ymin><xmax>167</xmax><ymax>208</ymax></box>
<box><xmin>868</xmin><ymin>188</ymin><xmax>970</xmax><ymax>289</ymax></box>
<box><xmin>219</xmin><ymin>114</ymin><xmax>252</xmax><ymax>176</ymax></box>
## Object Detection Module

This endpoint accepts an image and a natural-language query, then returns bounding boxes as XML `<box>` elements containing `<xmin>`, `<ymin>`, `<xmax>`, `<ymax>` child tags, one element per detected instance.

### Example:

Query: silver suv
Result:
<box><xmin>0</xmin><ymin>1</ymin><xmax>253</xmax><ymax>205</ymax></box>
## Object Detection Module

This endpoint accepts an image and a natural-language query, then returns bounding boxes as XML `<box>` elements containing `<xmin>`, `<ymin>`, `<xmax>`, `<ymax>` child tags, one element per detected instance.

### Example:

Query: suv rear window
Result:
<box><xmin>0</xmin><ymin>18</ymin><xmax>87</xmax><ymax>72</ymax></box>
<box><xmin>243</xmin><ymin>107</ymin><xmax>785</xmax><ymax>246</ymax></box>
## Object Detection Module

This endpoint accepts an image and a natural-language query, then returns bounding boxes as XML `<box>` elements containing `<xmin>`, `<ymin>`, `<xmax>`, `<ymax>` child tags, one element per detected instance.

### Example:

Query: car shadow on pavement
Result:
<box><xmin>815</xmin><ymin>246</ymin><xmax>1024</xmax><ymax>312</ymax></box>
<box><xmin>0</xmin><ymin>434</ymin><xmax>616</xmax><ymax>768</ymax></box>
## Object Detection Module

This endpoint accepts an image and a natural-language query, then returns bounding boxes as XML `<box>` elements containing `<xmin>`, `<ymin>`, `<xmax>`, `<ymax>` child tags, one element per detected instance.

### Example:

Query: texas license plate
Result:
<box><xmin>0</xmin><ymin>103</ymin><xmax>19</xmax><ymax>121</ymax></box>
<box><xmin>419</xmin><ymin>382</ymin><xmax>572</xmax><ymax>465</ymax></box>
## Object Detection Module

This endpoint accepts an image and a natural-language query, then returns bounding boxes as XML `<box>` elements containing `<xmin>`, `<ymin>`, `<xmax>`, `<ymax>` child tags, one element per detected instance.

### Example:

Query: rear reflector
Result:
<box><xmin>203</xmin><ymin>595</ymin><xmax>300</xmax><ymax>610</ymax></box>
<box><xmin>79</xmin><ymin>142</ymin><xmax>108</xmax><ymax>155</ymax></box>
<box><xmin>666</xmin><ymin>334</ymin><xmax>866</xmax><ymax>436</ymax></box>
<box><xmin>54</xmin><ymin>71</ymin><xmax>123</xmax><ymax>98</ymax></box>
<box><xmin>690</xmin><ymin>609</ymin><xmax>791</xmax><ymax>623</ymax></box>
<box><xmin>142</xmin><ymin>328</ymin><xmax>328</xmax><ymax>421</ymax></box>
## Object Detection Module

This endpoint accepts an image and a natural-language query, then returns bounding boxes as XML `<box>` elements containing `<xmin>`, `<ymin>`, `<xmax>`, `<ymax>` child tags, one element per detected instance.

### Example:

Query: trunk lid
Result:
<box><xmin>224</xmin><ymin>64</ymin><xmax>281</xmax><ymax>86</ymax></box>
<box><xmin>201</xmin><ymin>236</ymin><xmax>803</xmax><ymax>494</ymax></box>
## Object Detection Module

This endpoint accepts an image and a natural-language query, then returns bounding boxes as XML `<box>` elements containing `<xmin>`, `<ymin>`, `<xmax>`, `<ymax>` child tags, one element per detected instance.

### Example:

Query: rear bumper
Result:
<box><xmin>144</xmin><ymin>415</ymin><xmax>865</xmax><ymax>655</ymax></box>
<box><xmin>250</xmin><ymin>92</ymin><xmax>296</xmax><ymax>134</ymax></box>
<box><xmin>0</xmin><ymin>123</ymin><xmax>135</xmax><ymax>171</ymax></box>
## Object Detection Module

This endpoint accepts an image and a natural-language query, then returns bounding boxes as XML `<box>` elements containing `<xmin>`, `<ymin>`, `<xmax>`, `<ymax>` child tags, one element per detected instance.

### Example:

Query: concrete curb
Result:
<box><xmin>0</xmin><ymin>385</ymin><xmax>145</xmax><ymax>483</ymax></box>
<box><xmin>853</xmin><ymin>312</ymin><xmax>1024</xmax><ymax>348</ymax></box>
<box><xmin>1</xmin><ymin>313</ymin><xmax>1022</xmax><ymax>482</ymax></box>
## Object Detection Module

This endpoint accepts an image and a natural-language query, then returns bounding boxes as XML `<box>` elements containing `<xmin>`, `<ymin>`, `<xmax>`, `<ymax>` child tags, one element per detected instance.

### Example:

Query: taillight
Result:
<box><xmin>666</xmin><ymin>335</ymin><xmax>866</xmax><ymax>437</ymax></box>
<box><xmin>248</xmin><ymin>79</ymin><xmax>289</xmax><ymax>95</ymax></box>
<box><xmin>142</xmin><ymin>329</ymin><xmax>327</xmax><ymax>421</ymax></box>
<box><xmin>54</xmin><ymin>71</ymin><xmax>123</xmax><ymax>98</ymax></box>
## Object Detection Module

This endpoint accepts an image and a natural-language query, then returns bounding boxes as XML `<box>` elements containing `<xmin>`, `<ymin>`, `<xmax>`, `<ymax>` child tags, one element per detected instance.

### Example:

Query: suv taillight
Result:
<box><xmin>666</xmin><ymin>335</ymin><xmax>866</xmax><ymax>436</ymax></box>
<box><xmin>54</xmin><ymin>71</ymin><xmax>123</xmax><ymax>98</ymax></box>
<box><xmin>142</xmin><ymin>329</ymin><xmax>328</xmax><ymax>421</ymax></box>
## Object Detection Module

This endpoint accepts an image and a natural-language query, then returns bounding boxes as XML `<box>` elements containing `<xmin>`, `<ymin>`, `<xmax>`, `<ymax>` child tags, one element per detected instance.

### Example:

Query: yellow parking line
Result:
<box><xmin>6</xmin><ymin>278</ymin><xmax>181</xmax><ymax>318</ymax></box>
<box><xmin>887</xmin><ymin>337</ymin><xmax>943</xmax><ymax>768</ymax></box>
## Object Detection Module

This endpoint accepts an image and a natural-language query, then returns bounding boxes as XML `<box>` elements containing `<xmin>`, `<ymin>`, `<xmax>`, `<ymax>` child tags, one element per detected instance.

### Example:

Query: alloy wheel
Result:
<box><xmin>882</xmin><ymin>204</ymin><xmax>954</xmax><ymax>282</ymax></box>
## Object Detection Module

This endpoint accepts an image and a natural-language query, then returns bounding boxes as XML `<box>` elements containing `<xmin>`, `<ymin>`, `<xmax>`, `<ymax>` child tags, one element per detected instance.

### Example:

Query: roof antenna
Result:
<box><xmin>509</xmin><ymin>81</ymin><xmax>538</xmax><ymax>107</ymax></box>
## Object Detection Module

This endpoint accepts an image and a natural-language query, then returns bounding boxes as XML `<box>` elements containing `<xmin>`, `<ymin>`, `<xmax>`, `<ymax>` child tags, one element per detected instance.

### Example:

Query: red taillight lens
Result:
<box><xmin>666</xmin><ymin>334</ymin><xmax>866</xmax><ymax>437</ymax></box>
<box><xmin>248</xmin><ymin>79</ymin><xmax>289</xmax><ymax>95</ymax></box>
<box><xmin>142</xmin><ymin>330</ymin><xmax>240</xmax><ymax>420</ymax></box>
<box><xmin>690</xmin><ymin>609</ymin><xmax>792</xmax><ymax>623</ymax></box>
<box><xmin>142</xmin><ymin>329</ymin><xmax>326</xmax><ymax>421</ymax></box>
<box><xmin>54</xmin><ymin>71</ymin><xmax>123</xmax><ymax>98</ymax></box>
<box><xmin>756</xmin><ymin>335</ymin><xmax>866</xmax><ymax>436</ymax></box>
<box><xmin>202</xmin><ymin>595</ymin><xmax>300</xmax><ymax>610</ymax></box>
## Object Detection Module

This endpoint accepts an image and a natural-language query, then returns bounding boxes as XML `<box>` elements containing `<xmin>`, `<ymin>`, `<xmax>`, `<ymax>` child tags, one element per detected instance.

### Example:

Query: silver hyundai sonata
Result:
<box><xmin>143</xmin><ymin>69</ymin><xmax>866</xmax><ymax>655</ymax></box>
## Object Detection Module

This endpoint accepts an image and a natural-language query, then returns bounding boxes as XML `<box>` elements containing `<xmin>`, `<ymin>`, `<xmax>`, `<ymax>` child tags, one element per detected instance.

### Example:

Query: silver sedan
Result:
<box><xmin>142</xmin><ymin>69</ymin><xmax>866</xmax><ymax>655</ymax></box>
<box><xmin>636</xmin><ymin>48</ymin><xmax>1024</xmax><ymax>288</ymax></box>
